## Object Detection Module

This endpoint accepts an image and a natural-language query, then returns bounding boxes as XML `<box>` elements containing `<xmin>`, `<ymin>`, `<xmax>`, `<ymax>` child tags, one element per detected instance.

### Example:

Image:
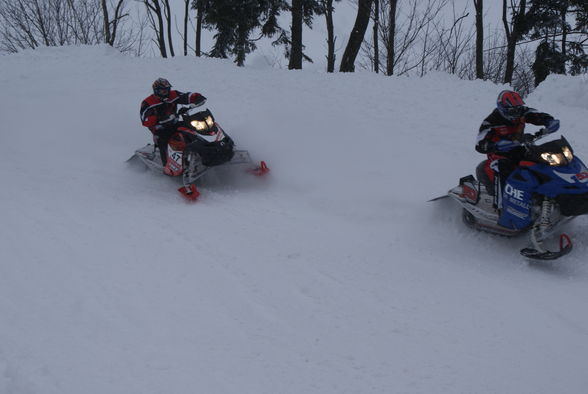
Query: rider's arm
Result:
<box><xmin>525</xmin><ymin>108</ymin><xmax>560</xmax><ymax>134</ymax></box>
<box><xmin>140</xmin><ymin>99</ymin><xmax>175</xmax><ymax>134</ymax></box>
<box><xmin>475</xmin><ymin>119</ymin><xmax>498</xmax><ymax>153</ymax></box>
<box><xmin>176</xmin><ymin>91</ymin><xmax>207</xmax><ymax>106</ymax></box>
<box><xmin>140</xmin><ymin>100</ymin><xmax>158</xmax><ymax>130</ymax></box>
<box><xmin>524</xmin><ymin>108</ymin><xmax>554</xmax><ymax>126</ymax></box>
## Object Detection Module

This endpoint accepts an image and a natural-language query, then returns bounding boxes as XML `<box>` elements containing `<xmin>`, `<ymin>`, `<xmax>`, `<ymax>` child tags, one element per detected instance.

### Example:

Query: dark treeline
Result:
<box><xmin>1</xmin><ymin>0</ymin><xmax>587</xmax><ymax>92</ymax></box>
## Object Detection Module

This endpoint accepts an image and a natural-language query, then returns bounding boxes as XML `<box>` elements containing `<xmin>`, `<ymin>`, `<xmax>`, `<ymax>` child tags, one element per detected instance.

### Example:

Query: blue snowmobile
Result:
<box><xmin>438</xmin><ymin>130</ymin><xmax>588</xmax><ymax>260</ymax></box>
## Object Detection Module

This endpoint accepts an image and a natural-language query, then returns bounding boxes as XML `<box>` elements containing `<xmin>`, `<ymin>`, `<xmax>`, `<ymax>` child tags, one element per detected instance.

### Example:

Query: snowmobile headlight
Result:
<box><xmin>562</xmin><ymin>146</ymin><xmax>573</xmax><ymax>161</ymax></box>
<box><xmin>541</xmin><ymin>152</ymin><xmax>564</xmax><ymax>166</ymax></box>
<box><xmin>190</xmin><ymin>120</ymin><xmax>208</xmax><ymax>131</ymax></box>
<box><xmin>205</xmin><ymin>115</ymin><xmax>214</xmax><ymax>127</ymax></box>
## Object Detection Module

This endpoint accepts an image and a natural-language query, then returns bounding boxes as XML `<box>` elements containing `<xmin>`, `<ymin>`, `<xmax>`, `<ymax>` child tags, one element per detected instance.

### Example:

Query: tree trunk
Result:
<box><xmin>502</xmin><ymin>0</ymin><xmax>526</xmax><ymax>84</ymax></box>
<box><xmin>474</xmin><ymin>0</ymin><xmax>484</xmax><ymax>79</ymax></box>
<box><xmin>100</xmin><ymin>0</ymin><xmax>111</xmax><ymax>45</ymax></box>
<box><xmin>340</xmin><ymin>0</ymin><xmax>373</xmax><ymax>72</ymax></box>
<box><xmin>109</xmin><ymin>0</ymin><xmax>125</xmax><ymax>46</ymax></box>
<box><xmin>289</xmin><ymin>0</ymin><xmax>303</xmax><ymax>69</ymax></box>
<box><xmin>147</xmin><ymin>0</ymin><xmax>167</xmax><ymax>58</ymax></box>
<box><xmin>325</xmin><ymin>0</ymin><xmax>336</xmax><ymax>73</ymax></box>
<box><xmin>561</xmin><ymin>4</ymin><xmax>567</xmax><ymax>70</ymax></box>
<box><xmin>195</xmin><ymin>0</ymin><xmax>203</xmax><ymax>57</ymax></box>
<box><xmin>385</xmin><ymin>0</ymin><xmax>397</xmax><ymax>76</ymax></box>
<box><xmin>183</xmin><ymin>0</ymin><xmax>189</xmax><ymax>56</ymax></box>
<box><xmin>163</xmin><ymin>0</ymin><xmax>174</xmax><ymax>57</ymax></box>
<box><xmin>373</xmin><ymin>0</ymin><xmax>379</xmax><ymax>73</ymax></box>
<box><xmin>235</xmin><ymin>25</ymin><xmax>247</xmax><ymax>66</ymax></box>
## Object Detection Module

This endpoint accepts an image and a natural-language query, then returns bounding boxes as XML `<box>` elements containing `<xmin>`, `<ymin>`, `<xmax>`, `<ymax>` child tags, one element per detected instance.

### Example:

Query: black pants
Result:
<box><xmin>492</xmin><ymin>158</ymin><xmax>517</xmax><ymax>208</ymax></box>
<box><xmin>155</xmin><ymin>127</ymin><xmax>176</xmax><ymax>164</ymax></box>
<box><xmin>157</xmin><ymin>135</ymin><xmax>170</xmax><ymax>164</ymax></box>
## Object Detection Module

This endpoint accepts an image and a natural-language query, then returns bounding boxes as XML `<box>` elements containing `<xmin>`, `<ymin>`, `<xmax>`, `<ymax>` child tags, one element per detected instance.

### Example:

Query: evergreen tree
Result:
<box><xmin>532</xmin><ymin>41</ymin><xmax>566</xmax><ymax>85</ymax></box>
<box><xmin>203</xmin><ymin>0</ymin><xmax>284</xmax><ymax>66</ymax></box>
<box><xmin>525</xmin><ymin>0</ymin><xmax>588</xmax><ymax>82</ymax></box>
<box><xmin>569</xmin><ymin>0</ymin><xmax>588</xmax><ymax>74</ymax></box>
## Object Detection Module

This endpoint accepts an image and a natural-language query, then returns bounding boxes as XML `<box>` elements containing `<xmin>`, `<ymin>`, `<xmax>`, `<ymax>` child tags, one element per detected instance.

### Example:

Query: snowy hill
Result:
<box><xmin>2</xmin><ymin>45</ymin><xmax>588</xmax><ymax>394</ymax></box>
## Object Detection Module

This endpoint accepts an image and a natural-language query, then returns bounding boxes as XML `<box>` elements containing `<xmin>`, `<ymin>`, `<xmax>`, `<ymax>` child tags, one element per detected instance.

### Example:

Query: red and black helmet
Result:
<box><xmin>152</xmin><ymin>78</ymin><xmax>171</xmax><ymax>99</ymax></box>
<box><xmin>496</xmin><ymin>90</ymin><xmax>525</xmax><ymax>120</ymax></box>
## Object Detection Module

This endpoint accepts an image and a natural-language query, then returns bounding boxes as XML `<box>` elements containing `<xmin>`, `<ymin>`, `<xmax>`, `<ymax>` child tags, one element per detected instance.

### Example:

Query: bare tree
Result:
<box><xmin>340</xmin><ymin>0</ymin><xmax>373</xmax><ymax>72</ymax></box>
<box><xmin>181</xmin><ymin>0</ymin><xmax>189</xmax><ymax>56</ymax></box>
<box><xmin>385</xmin><ymin>0</ymin><xmax>397</xmax><ymax>75</ymax></box>
<box><xmin>430</xmin><ymin>2</ymin><xmax>473</xmax><ymax>76</ymax></box>
<box><xmin>323</xmin><ymin>0</ymin><xmax>339</xmax><ymax>72</ymax></box>
<box><xmin>142</xmin><ymin>0</ymin><xmax>167</xmax><ymax>57</ymax></box>
<box><xmin>360</xmin><ymin>0</ymin><xmax>447</xmax><ymax>76</ymax></box>
<box><xmin>512</xmin><ymin>44</ymin><xmax>534</xmax><ymax>96</ymax></box>
<box><xmin>0</xmin><ymin>0</ymin><xmax>128</xmax><ymax>53</ymax></box>
<box><xmin>162</xmin><ymin>0</ymin><xmax>174</xmax><ymax>57</ymax></box>
<box><xmin>502</xmin><ymin>0</ymin><xmax>529</xmax><ymax>84</ymax></box>
<box><xmin>191</xmin><ymin>0</ymin><xmax>208</xmax><ymax>57</ymax></box>
<box><xmin>473</xmin><ymin>0</ymin><xmax>484</xmax><ymax>79</ymax></box>
<box><xmin>373</xmin><ymin>0</ymin><xmax>379</xmax><ymax>73</ymax></box>
<box><xmin>100</xmin><ymin>0</ymin><xmax>127</xmax><ymax>46</ymax></box>
<box><xmin>483</xmin><ymin>28</ymin><xmax>508</xmax><ymax>84</ymax></box>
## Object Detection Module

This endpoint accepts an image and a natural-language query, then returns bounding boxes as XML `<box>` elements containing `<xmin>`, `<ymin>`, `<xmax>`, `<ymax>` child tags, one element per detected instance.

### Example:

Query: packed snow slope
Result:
<box><xmin>1</xmin><ymin>46</ymin><xmax>588</xmax><ymax>394</ymax></box>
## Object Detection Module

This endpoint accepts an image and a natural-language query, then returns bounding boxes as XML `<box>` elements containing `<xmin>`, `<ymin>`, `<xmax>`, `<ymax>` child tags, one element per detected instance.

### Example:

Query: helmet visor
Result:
<box><xmin>502</xmin><ymin>105</ymin><xmax>525</xmax><ymax>119</ymax></box>
<box><xmin>155</xmin><ymin>86</ymin><xmax>170</xmax><ymax>98</ymax></box>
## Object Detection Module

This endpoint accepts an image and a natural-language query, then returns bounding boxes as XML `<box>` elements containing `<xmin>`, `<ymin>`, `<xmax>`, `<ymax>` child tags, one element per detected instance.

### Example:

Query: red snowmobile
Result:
<box><xmin>128</xmin><ymin>105</ymin><xmax>269</xmax><ymax>201</ymax></box>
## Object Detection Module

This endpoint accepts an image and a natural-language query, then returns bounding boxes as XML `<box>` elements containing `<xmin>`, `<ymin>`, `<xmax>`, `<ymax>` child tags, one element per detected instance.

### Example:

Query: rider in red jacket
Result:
<box><xmin>475</xmin><ymin>90</ymin><xmax>560</xmax><ymax>199</ymax></box>
<box><xmin>140</xmin><ymin>78</ymin><xmax>206</xmax><ymax>172</ymax></box>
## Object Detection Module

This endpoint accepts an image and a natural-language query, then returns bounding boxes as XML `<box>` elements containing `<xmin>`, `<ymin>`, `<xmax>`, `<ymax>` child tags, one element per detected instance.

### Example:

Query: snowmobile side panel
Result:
<box><xmin>498</xmin><ymin>168</ymin><xmax>539</xmax><ymax>230</ymax></box>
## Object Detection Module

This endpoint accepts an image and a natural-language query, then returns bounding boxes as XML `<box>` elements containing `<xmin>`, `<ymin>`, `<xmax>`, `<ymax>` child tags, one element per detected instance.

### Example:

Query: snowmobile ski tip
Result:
<box><xmin>248</xmin><ymin>161</ymin><xmax>270</xmax><ymax>176</ymax></box>
<box><xmin>178</xmin><ymin>184</ymin><xmax>200</xmax><ymax>201</ymax></box>
<box><xmin>427</xmin><ymin>194</ymin><xmax>450</xmax><ymax>202</ymax></box>
<box><xmin>520</xmin><ymin>234</ymin><xmax>573</xmax><ymax>260</ymax></box>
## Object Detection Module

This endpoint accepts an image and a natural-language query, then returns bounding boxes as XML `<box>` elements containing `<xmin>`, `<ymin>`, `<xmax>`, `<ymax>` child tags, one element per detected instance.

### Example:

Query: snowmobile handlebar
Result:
<box><xmin>520</xmin><ymin>128</ymin><xmax>548</xmax><ymax>148</ymax></box>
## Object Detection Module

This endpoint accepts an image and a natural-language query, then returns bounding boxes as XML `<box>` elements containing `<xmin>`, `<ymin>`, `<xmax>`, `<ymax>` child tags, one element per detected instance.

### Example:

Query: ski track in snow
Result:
<box><xmin>1</xmin><ymin>45</ymin><xmax>588</xmax><ymax>394</ymax></box>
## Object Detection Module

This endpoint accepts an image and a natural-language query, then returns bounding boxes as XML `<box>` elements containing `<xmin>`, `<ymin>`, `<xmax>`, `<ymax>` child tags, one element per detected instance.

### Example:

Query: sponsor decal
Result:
<box><xmin>554</xmin><ymin>170</ymin><xmax>588</xmax><ymax>184</ymax></box>
<box><xmin>577</xmin><ymin>172</ymin><xmax>588</xmax><ymax>181</ymax></box>
<box><xmin>506</xmin><ymin>206</ymin><xmax>528</xmax><ymax>219</ymax></box>
<box><xmin>171</xmin><ymin>152</ymin><xmax>182</xmax><ymax>163</ymax></box>
<box><xmin>462</xmin><ymin>184</ymin><xmax>477</xmax><ymax>202</ymax></box>
<box><xmin>504</xmin><ymin>184</ymin><xmax>525</xmax><ymax>201</ymax></box>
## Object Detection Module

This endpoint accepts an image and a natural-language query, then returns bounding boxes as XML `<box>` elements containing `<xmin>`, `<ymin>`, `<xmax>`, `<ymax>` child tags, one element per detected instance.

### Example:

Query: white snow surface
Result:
<box><xmin>1</xmin><ymin>45</ymin><xmax>588</xmax><ymax>394</ymax></box>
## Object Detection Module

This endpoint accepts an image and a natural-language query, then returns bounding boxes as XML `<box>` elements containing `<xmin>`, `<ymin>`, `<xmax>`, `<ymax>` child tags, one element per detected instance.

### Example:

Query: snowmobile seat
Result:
<box><xmin>476</xmin><ymin>161</ymin><xmax>494</xmax><ymax>196</ymax></box>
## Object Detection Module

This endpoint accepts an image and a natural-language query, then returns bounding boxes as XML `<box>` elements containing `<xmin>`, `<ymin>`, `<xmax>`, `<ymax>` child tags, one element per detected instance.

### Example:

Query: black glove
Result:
<box><xmin>476</xmin><ymin>140</ymin><xmax>495</xmax><ymax>153</ymax></box>
<box><xmin>159</xmin><ymin>114</ymin><xmax>177</xmax><ymax>126</ymax></box>
<box><xmin>520</xmin><ymin>133</ymin><xmax>535</xmax><ymax>143</ymax></box>
<box><xmin>192</xmin><ymin>95</ymin><xmax>207</xmax><ymax>107</ymax></box>
<box><xmin>154</xmin><ymin>124</ymin><xmax>176</xmax><ymax>139</ymax></box>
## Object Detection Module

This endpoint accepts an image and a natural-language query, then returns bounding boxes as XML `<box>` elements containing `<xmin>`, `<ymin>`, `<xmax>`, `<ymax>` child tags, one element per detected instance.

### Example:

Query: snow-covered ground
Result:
<box><xmin>1</xmin><ymin>45</ymin><xmax>588</xmax><ymax>394</ymax></box>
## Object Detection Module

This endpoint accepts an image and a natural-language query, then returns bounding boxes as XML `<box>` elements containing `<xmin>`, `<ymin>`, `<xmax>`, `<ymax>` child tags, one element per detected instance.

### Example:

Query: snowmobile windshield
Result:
<box><xmin>528</xmin><ymin>137</ymin><xmax>574</xmax><ymax>166</ymax></box>
<box><xmin>190</xmin><ymin>116</ymin><xmax>214</xmax><ymax>132</ymax></box>
<box><xmin>186</xmin><ymin>109</ymin><xmax>216</xmax><ymax>134</ymax></box>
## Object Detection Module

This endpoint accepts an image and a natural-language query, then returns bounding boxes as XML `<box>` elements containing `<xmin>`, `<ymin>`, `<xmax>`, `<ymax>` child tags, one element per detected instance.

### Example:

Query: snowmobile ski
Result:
<box><xmin>178</xmin><ymin>184</ymin><xmax>200</xmax><ymax>201</ymax></box>
<box><xmin>247</xmin><ymin>160</ymin><xmax>270</xmax><ymax>176</ymax></box>
<box><xmin>427</xmin><ymin>194</ymin><xmax>450</xmax><ymax>202</ymax></box>
<box><xmin>520</xmin><ymin>234</ymin><xmax>573</xmax><ymax>260</ymax></box>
